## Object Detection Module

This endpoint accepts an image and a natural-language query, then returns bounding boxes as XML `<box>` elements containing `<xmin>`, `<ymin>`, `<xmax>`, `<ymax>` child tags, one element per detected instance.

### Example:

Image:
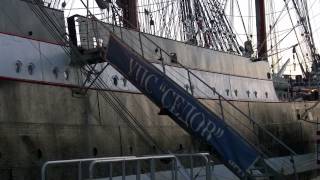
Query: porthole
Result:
<box><xmin>93</xmin><ymin>147</ymin><xmax>98</xmax><ymax>156</ymax></box>
<box><xmin>179</xmin><ymin>144</ymin><xmax>184</xmax><ymax>151</ymax></box>
<box><xmin>15</xmin><ymin>60</ymin><xmax>22</xmax><ymax>73</ymax></box>
<box><xmin>122</xmin><ymin>78</ymin><xmax>127</xmax><ymax>87</ymax></box>
<box><xmin>297</xmin><ymin>113</ymin><xmax>301</xmax><ymax>120</ymax></box>
<box><xmin>53</xmin><ymin>67</ymin><xmax>59</xmax><ymax>79</ymax></box>
<box><xmin>112</xmin><ymin>75</ymin><xmax>119</xmax><ymax>86</ymax></box>
<box><xmin>234</xmin><ymin>89</ymin><xmax>238</xmax><ymax>97</ymax></box>
<box><xmin>225</xmin><ymin>89</ymin><xmax>230</xmax><ymax>96</ymax></box>
<box><xmin>267</xmin><ymin>72</ymin><xmax>271</xmax><ymax>79</ymax></box>
<box><xmin>28</xmin><ymin>63</ymin><xmax>35</xmax><ymax>75</ymax></box>
<box><xmin>37</xmin><ymin>149</ymin><xmax>42</xmax><ymax>159</ymax></box>
<box><xmin>170</xmin><ymin>53</ymin><xmax>178</xmax><ymax>63</ymax></box>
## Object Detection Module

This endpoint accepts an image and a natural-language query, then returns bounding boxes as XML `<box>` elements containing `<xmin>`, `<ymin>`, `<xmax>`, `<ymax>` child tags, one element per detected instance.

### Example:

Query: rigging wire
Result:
<box><xmin>284</xmin><ymin>0</ymin><xmax>309</xmax><ymax>76</ymax></box>
<box><xmin>27</xmin><ymin>0</ymin><xmax>167</xmax><ymax>153</ymax></box>
<box><xmin>255</xmin><ymin>0</ymin><xmax>290</xmax><ymax>58</ymax></box>
<box><xmin>232</xmin><ymin>0</ymin><xmax>249</xmax><ymax>41</ymax></box>
<box><xmin>26</xmin><ymin>0</ymin><xmax>304</xmax><ymax>169</ymax></box>
<box><xmin>225</xmin><ymin>7</ymin><xmax>295</xmax><ymax>17</ymax></box>
<box><xmin>247</xmin><ymin>0</ymin><xmax>253</xmax><ymax>37</ymax></box>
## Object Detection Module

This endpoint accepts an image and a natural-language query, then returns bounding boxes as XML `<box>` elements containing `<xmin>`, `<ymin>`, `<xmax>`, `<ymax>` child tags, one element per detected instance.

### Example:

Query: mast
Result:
<box><xmin>255</xmin><ymin>0</ymin><xmax>267</xmax><ymax>61</ymax></box>
<box><xmin>118</xmin><ymin>0</ymin><xmax>138</xmax><ymax>29</ymax></box>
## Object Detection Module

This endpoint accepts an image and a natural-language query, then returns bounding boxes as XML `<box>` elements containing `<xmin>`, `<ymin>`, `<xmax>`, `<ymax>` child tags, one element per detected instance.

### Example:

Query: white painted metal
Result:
<box><xmin>0</xmin><ymin>32</ymin><xmax>278</xmax><ymax>101</ymax></box>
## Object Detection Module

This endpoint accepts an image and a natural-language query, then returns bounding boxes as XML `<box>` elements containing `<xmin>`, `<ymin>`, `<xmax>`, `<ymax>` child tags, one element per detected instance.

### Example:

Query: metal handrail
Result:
<box><xmin>73</xmin><ymin>2</ymin><xmax>296</xmax><ymax>157</ymax></box>
<box><xmin>88</xmin><ymin>153</ymin><xmax>211</xmax><ymax>180</ymax></box>
<box><xmin>41</xmin><ymin>156</ymin><xmax>135</xmax><ymax>180</ymax></box>
<box><xmin>135</xmin><ymin>28</ymin><xmax>298</xmax><ymax>157</ymax></box>
<box><xmin>30</xmin><ymin>2</ymin><xmax>294</xmax><ymax>178</ymax></box>
<box><xmin>96</xmin><ymin>16</ymin><xmax>297</xmax><ymax>156</ymax></box>
<box><xmin>71</xmin><ymin>9</ymin><xmax>297</xmax><ymax>175</ymax></box>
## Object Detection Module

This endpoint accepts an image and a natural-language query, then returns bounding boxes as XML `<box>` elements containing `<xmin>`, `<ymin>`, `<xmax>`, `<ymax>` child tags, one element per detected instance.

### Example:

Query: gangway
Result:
<box><xmin>65</xmin><ymin>14</ymin><xmax>299</xmax><ymax>178</ymax></box>
<box><xmin>27</xmin><ymin>3</ymin><xmax>304</xmax><ymax>180</ymax></box>
<box><xmin>99</xmin><ymin>33</ymin><xmax>297</xmax><ymax>179</ymax></box>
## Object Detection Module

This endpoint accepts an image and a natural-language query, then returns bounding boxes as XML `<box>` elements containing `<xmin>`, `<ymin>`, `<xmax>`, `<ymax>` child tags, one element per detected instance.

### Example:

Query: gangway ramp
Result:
<box><xmin>103</xmin><ymin>35</ymin><xmax>290</xmax><ymax>179</ymax></box>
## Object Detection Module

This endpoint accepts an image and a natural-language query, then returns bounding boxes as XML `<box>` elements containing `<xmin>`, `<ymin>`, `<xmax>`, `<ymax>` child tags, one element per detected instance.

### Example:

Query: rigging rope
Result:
<box><xmin>27</xmin><ymin>0</ymin><xmax>167</xmax><ymax>153</ymax></box>
<box><xmin>235</xmin><ymin>0</ymin><xmax>248</xmax><ymax>40</ymax></box>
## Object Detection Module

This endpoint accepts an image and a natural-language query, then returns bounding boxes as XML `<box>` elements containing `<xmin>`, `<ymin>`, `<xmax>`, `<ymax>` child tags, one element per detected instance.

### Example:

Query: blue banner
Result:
<box><xmin>106</xmin><ymin>35</ymin><xmax>259</xmax><ymax>177</ymax></box>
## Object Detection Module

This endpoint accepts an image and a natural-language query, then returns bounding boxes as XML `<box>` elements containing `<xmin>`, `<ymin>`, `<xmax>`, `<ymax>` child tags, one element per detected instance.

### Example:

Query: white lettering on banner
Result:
<box><xmin>129</xmin><ymin>58</ymin><xmax>159</xmax><ymax>93</ymax></box>
<box><xmin>128</xmin><ymin>57</ymin><xmax>224</xmax><ymax>140</ymax></box>
<box><xmin>189</xmin><ymin>112</ymin><xmax>206</xmax><ymax>131</ymax></box>
<box><xmin>160</xmin><ymin>86</ymin><xmax>225</xmax><ymax>140</ymax></box>
<box><xmin>228</xmin><ymin>160</ymin><xmax>245</xmax><ymax>177</ymax></box>
<box><xmin>144</xmin><ymin>74</ymin><xmax>159</xmax><ymax>93</ymax></box>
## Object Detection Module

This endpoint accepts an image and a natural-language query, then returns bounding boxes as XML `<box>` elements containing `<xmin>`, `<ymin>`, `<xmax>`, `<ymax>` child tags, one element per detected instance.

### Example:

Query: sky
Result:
<box><xmin>230</xmin><ymin>0</ymin><xmax>320</xmax><ymax>76</ymax></box>
<box><xmin>50</xmin><ymin>0</ymin><xmax>320</xmax><ymax>76</ymax></box>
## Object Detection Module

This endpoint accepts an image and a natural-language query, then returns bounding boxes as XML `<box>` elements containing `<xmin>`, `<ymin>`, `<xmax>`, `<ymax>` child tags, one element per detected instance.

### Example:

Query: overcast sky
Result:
<box><xmin>232</xmin><ymin>0</ymin><xmax>320</xmax><ymax>75</ymax></box>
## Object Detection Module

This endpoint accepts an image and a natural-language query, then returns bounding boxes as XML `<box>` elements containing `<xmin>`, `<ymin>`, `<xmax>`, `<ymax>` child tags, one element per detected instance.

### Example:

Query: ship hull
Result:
<box><xmin>0</xmin><ymin>80</ymin><xmax>318</xmax><ymax>179</ymax></box>
<box><xmin>0</xmin><ymin>0</ymin><xmax>318</xmax><ymax>179</ymax></box>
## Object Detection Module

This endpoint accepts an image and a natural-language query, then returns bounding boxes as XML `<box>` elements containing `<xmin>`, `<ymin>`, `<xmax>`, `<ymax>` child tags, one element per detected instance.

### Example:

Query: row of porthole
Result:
<box><xmin>182</xmin><ymin>83</ymin><xmax>269</xmax><ymax>98</ymax></box>
<box><xmin>15</xmin><ymin>60</ymin><xmax>70</xmax><ymax>80</ymax></box>
<box><xmin>224</xmin><ymin>89</ymin><xmax>269</xmax><ymax>98</ymax></box>
<box><xmin>110</xmin><ymin>75</ymin><xmax>270</xmax><ymax>99</ymax></box>
<box><xmin>225</xmin><ymin>89</ymin><xmax>269</xmax><ymax>98</ymax></box>
<box><xmin>111</xmin><ymin>75</ymin><xmax>127</xmax><ymax>87</ymax></box>
<box><xmin>14</xmin><ymin>63</ymin><xmax>269</xmax><ymax>99</ymax></box>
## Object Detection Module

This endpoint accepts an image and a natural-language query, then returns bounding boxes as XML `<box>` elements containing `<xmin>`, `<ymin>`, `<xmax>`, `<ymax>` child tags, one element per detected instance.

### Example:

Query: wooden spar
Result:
<box><xmin>118</xmin><ymin>0</ymin><xmax>138</xmax><ymax>29</ymax></box>
<box><xmin>255</xmin><ymin>0</ymin><xmax>267</xmax><ymax>61</ymax></box>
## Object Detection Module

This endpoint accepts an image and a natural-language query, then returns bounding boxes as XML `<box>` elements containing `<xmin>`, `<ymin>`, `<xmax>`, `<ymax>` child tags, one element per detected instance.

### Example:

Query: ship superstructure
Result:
<box><xmin>0</xmin><ymin>0</ymin><xmax>319</xmax><ymax>179</ymax></box>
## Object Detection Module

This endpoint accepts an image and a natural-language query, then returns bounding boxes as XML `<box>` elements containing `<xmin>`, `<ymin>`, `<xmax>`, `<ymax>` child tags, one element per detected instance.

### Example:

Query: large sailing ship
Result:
<box><xmin>0</xmin><ymin>0</ymin><xmax>319</xmax><ymax>179</ymax></box>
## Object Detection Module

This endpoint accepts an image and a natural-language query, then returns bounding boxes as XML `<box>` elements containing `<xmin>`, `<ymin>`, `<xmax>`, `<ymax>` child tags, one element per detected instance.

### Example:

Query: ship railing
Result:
<box><xmin>135</xmin><ymin>34</ymin><xmax>298</xmax><ymax>176</ymax></box>
<box><xmin>88</xmin><ymin>153</ymin><xmax>212</xmax><ymax>180</ymax></box>
<box><xmin>70</xmin><ymin>12</ymin><xmax>298</xmax><ymax>177</ymax></box>
<box><xmin>27</xmin><ymin>2</ymin><xmax>297</xmax><ymax>179</ymax></box>
<box><xmin>41</xmin><ymin>156</ymin><xmax>135</xmax><ymax>180</ymax></box>
<box><xmin>41</xmin><ymin>153</ymin><xmax>212</xmax><ymax>180</ymax></box>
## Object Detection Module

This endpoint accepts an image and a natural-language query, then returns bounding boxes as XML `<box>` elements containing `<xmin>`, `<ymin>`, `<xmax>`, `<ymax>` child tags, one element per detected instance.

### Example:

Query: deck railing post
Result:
<box><xmin>150</xmin><ymin>158</ymin><xmax>155</xmax><ymax>180</ymax></box>
<box><xmin>136</xmin><ymin>160</ymin><xmax>141</xmax><ymax>180</ymax></box>
<box><xmin>187</xmin><ymin>71</ymin><xmax>194</xmax><ymax>95</ymax></box>
<box><xmin>109</xmin><ymin>163</ymin><xmax>113</xmax><ymax>180</ymax></box>
<box><xmin>78</xmin><ymin>161</ymin><xmax>82</xmax><ymax>180</ymax></box>
<box><xmin>290</xmin><ymin>155</ymin><xmax>298</xmax><ymax>180</ymax></box>
<box><xmin>190</xmin><ymin>156</ymin><xmax>194</xmax><ymax>180</ymax></box>
<box><xmin>160</xmin><ymin>49</ymin><xmax>166</xmax><ymax>74</ymax></box>
<box><xmin>122</xmin><ymin>161</ymin><xmax>126</xmax><ymax>180</ymax></box>
<box><xmin>138</xmin><ymin>32</ymin><xmax>144</xmax><ymax>58</ymax></box>
<box><xmin>174</xmin><ymin>159</ymin><xmax>178</xmax><ymax>180</ymax></box>
<box><xmin>218</xmin><ymin>95</ymin><xmax>225</xmax><ymax>121</ymax></box>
